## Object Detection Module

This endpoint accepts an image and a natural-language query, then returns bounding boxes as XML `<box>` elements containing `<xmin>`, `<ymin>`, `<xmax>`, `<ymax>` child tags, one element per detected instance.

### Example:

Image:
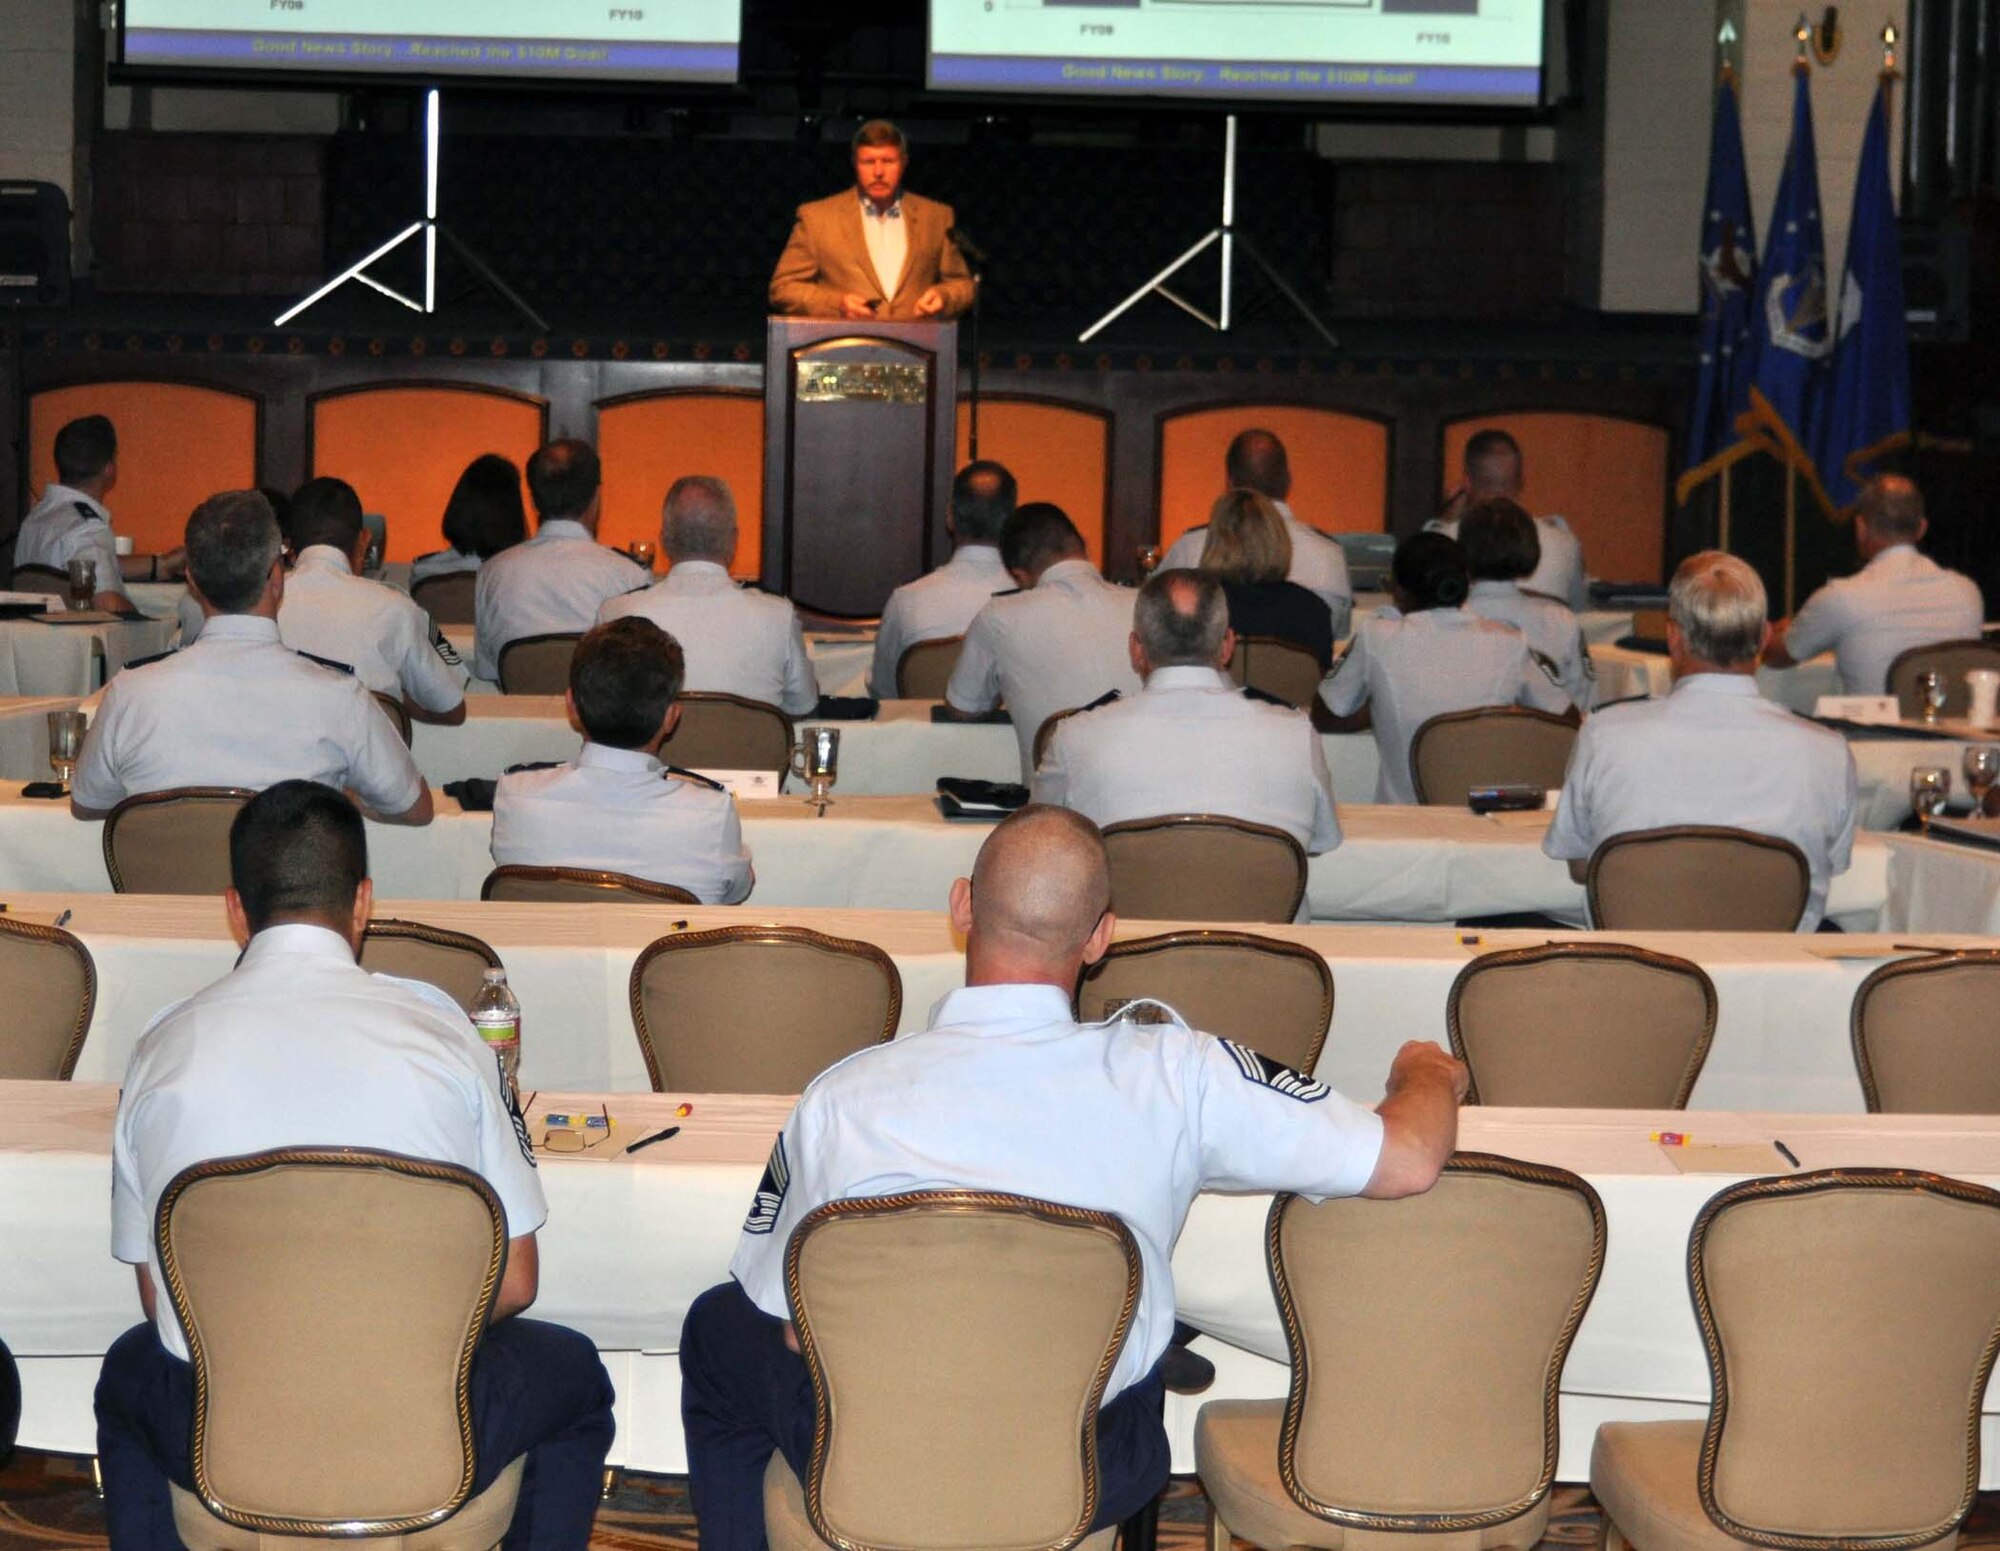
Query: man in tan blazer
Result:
<box><xmin>768</xmin><ymin>119</ymin><xmax>976</xmax><ymax>323</ymax></box>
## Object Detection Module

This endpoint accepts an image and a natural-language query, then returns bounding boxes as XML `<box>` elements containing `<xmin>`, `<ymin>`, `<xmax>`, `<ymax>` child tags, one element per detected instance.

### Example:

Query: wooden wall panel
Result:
<box><xmin>597</xmin><ymin>393</ymin><xmax>764</xmax><ymax>580</ymax></box>
<box><xmin>953</xmin><ymin>399</ymin><xmax>1109</xmax><ymax>566</ymax></box>
<box><xmin>1158</xmin><ymin>405</ymin><xmax>1389</xmax><ymax>555</ymax></box>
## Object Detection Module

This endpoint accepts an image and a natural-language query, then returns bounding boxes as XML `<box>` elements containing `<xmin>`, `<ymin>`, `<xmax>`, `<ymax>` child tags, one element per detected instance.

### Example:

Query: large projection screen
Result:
<box><xmin>929</xmin><ymin>0</ymin><xmax>1546</xmax><ymax>108</ymax></box>
<box><xmin>117</xmin><ymin>0</ymin><xmax>740</xmax><ymax>85</ymax></box>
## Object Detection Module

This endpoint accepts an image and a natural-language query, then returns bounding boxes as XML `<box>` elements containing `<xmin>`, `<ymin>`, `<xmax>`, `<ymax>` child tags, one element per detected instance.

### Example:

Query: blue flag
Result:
<box><xmin>1683</xmin><ymin>74</ymin><xmax>1759</xmax><ymax>487</ymax></box>
<box><xmin>1746</xmin><ymin>66</ymin><xmax>1832</xmax><ymax>465</ymax></box>
<box><xmin>1816</xmin><ymin>79</ymin><xmax>1911</xmax><ymax>508</ymax></box>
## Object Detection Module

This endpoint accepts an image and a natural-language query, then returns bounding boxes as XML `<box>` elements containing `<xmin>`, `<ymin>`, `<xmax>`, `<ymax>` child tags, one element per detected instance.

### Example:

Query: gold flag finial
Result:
<box><xmin>1882</xmin><ymin>19</ymin><xmax>1900</xmax><ymax>73</ymax></box>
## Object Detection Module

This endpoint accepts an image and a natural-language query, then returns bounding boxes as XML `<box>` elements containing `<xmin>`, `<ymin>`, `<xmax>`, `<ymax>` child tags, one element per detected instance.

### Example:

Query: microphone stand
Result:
<box><xmin>950</xmin><ymin>226</ymin><xmax>987</xmax><ymax>461</ymax></box>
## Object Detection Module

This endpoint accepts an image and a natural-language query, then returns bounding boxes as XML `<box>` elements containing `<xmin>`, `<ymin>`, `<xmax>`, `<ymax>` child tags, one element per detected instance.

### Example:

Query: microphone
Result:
<box><xmin>947</xmin><ymin>225</ymin><xmax>989</xmax><ymax>268</ymax></box>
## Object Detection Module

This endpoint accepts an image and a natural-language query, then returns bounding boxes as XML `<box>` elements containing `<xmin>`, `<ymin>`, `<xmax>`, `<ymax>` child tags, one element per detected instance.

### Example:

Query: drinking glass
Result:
<box><xmin>630</xmin><ymin>540</ymin><xmax>657</xmax><ymax>572</ymax></box>
<box><xmin>1135</xmin><ymin>545</ymin><xmax>1162</xmax><ymax>581</ymax></box>
<box><xmin>46</xmin><ymin>709</ymin><xmax>87</xmax><ymax>793</ymax></box>
<box><xmin>64</xmin><ymin>558</ymin><xmax>95</xmax><ymax>611</ymax></box>
<box><xmin>1910</xmin><ymin>765</ymin><xmax>1952</xmax><ymax>831</ymax></box>
<box><xmin>1965</xmin><ymin>745</ymin><xmax>2000</xmax><ymax>814</ymax></box>
<box><xmin>1918</xmin><ymin>670</ymin><xmax>1947</xmax><ymax>724</ymax></box>
<box><xmin>790</xmin><ymin>726</ymin><xmax>840</xmax><ymax>813</ymax></box>
<box><xmin>362</xmin><ymin>536</ymin><xmax>385</xmax><ymax>576</ymax></box>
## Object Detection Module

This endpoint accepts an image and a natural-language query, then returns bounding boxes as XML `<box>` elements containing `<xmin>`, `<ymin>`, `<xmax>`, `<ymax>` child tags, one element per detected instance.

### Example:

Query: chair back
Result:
<box><xmin>1075</xmin><ymin>930</ymin><xmax>1332</xmax><ymax>1075</ymax></box>
<box><xmin>1102</xmin><ymin>815</ymin><xmax>1308</xmax><ymax>924</ymax></box>
<box><xmin>372</xmin><ymin>692</ymin><xmax>414</xmax><ymax>746</ymax></box>
<box><xmin>495</xmin><ymin>632</ymin><xmax>580</xmax><ymax>695</ymax></box>
<box><xmin>663</xmin><ymin>692</ymin><xmax>794</xmax><ymax>776</ymax></box>
<box><xmin>1409</xmin><ymin>707</ymin><xmax>1578</xmax><ymax>806</ymax></box>
<box><xmin>1227</xmin><ymin>636</ymin><xmax>1326</xmax><ymax>709</ymax></box>
<box><xmin>1586</xmin><ymin>825</ymin><xmax>1809</xmax><ymax>932</ymax></box>
<box><xmin>103</xmin><ymin>788</ymin><xmax>256</xmax><ymax>894</ymax></box>
<box><xmin>1270</xmin><ymin>1155</ymin><xmax>1604</xmax><ymax>1534</ymax></box>
<box><xmin>480</xmin><ymin>865</ymin><xmax>699</xmax><ymax>906</ymax></box>
<box><xmin>11</xmin><ymin>564</ymin><xmax>67</xmax><ymax>598</ymax></box>
<box><xmin>787</xmin><ymin>1191</ymin><xmax>1139</xmax><ymax>1551</ymax></box>
<box><xmin>1447</xmin><ymin>942</ymin><xmax>1716</xmax><ymax>1108</ymax></box>
<box><xmin>410</xmin><ymin>571</ymin><xmax>477</xmax><ymax>628</ymax></box>
<box><xmin>629</xmin><ymin>925</ymin><xmax>900</xmax><ymax>1091</ymax></box>
<box><xmin>1851</xmin><ymin>950</ymin><xmax>2000</xmax><ymax>1113</ymax></box>
<box><xmin>156</xmin><ymin>1148</ymin><xmax>506</xmax><ymax>1537</ymax></box>
<box><xmin>1886</xmin><ymin>639</ymin><xmax>2000</xmax><ymax>718</ymax></box>
<box><xmin>1033</xmin><ymin>706</ymin><xmax>1090</xmax><ymax>771</ymax></box>
<box><xmin>1690</xmin><ymin>1169</ymin><xmax>2000</xmax><ymax>1548</ymax></box>
<box><xmin>896</xmin><ymin>636</ymin><xmax>965</xmax><ymax>700</ymax></box>
<box><xmin>0</xmin><ymin>916</ymin><xmax>96</xmax><ymax>1079</ymax></box>
<box><xmin>360</xmin><ymin>919</ymin><xmax>503</xmax><ymax>1016</ymax></box>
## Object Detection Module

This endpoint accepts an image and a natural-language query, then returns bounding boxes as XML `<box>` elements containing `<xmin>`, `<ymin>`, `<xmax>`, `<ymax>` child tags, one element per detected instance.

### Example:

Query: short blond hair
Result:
<box><xmin>1198</xmin><ymin>489</ymin><xmax>1292</xmax><ymax>585</ymax></box>
<box><xmin>1669</xmin><ymin>550</ymin><xmax>1767</xmax><ymax>667</ymax></box>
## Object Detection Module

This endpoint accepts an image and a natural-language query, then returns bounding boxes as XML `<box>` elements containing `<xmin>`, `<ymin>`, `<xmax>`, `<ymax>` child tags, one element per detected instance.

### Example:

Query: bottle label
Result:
<box><xmin>473</xmin><ymin>1013</ymin><xmax>519</xmax><ymax>1046</ymax></box>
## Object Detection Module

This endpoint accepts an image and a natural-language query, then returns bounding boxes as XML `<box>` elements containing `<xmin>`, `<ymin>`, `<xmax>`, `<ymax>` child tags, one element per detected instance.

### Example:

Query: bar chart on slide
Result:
<box><xmin>929</xmin><ymin>0</ymin><xmax>1544</xmax><ymax>105</ymax></box>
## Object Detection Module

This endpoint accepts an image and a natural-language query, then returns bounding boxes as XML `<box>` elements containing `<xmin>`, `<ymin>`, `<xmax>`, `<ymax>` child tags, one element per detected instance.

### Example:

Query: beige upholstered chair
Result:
<box><xmin>1593</xmin><ymin>1168</ymin><xmax>2000</xmax><ymax>1551</ymax></box>
<box><xmin>410</xmin><ymin>571</ymin><xmax>477</xmax><ymax>628</ymax></box>
<box><xmin>361</xmin><ymin>919</ymin><xmax>504</xmax><ymax>1016</ymax></box>
<box><xmin>1851</xmin><ymin>949</ymin><xmax>2000</xmax><ymax>1114</ymax></box>
<box><xmin>11</xmin><ymin>564</ymin><xmax>68</xmax><ymax>598</ymax></box>
<box><xmin>1102</xmin><ymin>815</ymin><xmax>1308</xmax><ymax>924</ymax></box>
<box><xmin>103</xmin><ymin>788</ymin><xmax>256</xmax><ymax>894</ymax></box>
<box><xmin>896</xmin><ymin>636</ymin><xmax>965</xmax><ymax>699</ymax></box>
<box><xmin>763</xmin><ymin>1191</ymin><xmax>1139</xmax><ymax>1551</ymax></box>
<box><xmin>480</xmin><ymin>865</ymin><xmax>700</xmax><ymax>906</ymax></box>
<box><xmin>662</xmin><ymin>692</ymin><xmax>794</xmax><ymax>776</ymax></box>
<box><xmin>1227</xmin><ymin>636</ymin><xmax>1327</xmax><ymax>710</ymax></box>
<box><xmin>1447</xmin><ymin>942</ymin><xmax>1717</xmax><ymax>1109</ymax></box>
<box><xmin>1585</xmin><ymin>826</ymin><xmax>1809</xmax><ymax>932</ymax></box>
<box><xmin>1197</xmin><ymin>1155</ymin><xmax>1605</xmax><ymax>1551</ymax></box>
<box><xmin>1886</xmin><ymin>639</ymin><xmax>2000</xmax><ymax>718</ymax></box>
<box><xmin>0</xmin><ymin>915</ymin><xmax>96</xmax><ymax>1079</ymax></box>
<box><xmin>1075</xmin><ymin>929</ymin><xmax>1333</xmax><ymax>1076</ymax></box>
<box><xmin>1408</xmin><ymin>706</ymin><xmax>1578</xmax><ymax>807</ymax></box>
<box><xmin>373</xmin><ymin>692</ymin><xmax>414</xmax><ymax>746</ymax></box>
<box><xmin>628</xmin><ymin>925</ymin><xmax>900</xmax><ymax>1092</ymax></box>
<box><xmin>495</xmin><ymin>632</ymin><xmax>580</xmax><ymax>695</ymax></box>
<box><xmin>156</xmin><ymin>1148</ymin><xmax>527</xmax><ymax>1550</ymax></box>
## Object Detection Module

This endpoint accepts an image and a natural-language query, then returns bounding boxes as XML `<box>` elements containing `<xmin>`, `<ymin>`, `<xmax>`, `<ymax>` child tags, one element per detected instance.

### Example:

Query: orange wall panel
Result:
<box><xmin>1443</xmin><ymin>413</ymin><xmax>1669</xmax><ymax>585</ymax></box>
<box><xmin>597</xmin><ymin>395</ymin><xmax>764</xmax><ymax>579</ymax></box>
<box><xmin>311</xmin><ymin>387</ymin><xmax>545</xmax><ymax>564</ymax></box>
<box><xmin>1158</xmin><ymin>406</ymin><xmax>1388</xmax><ymax>555</ymax></box>
<box><xmin>952</xmin><ymin>400</ymin><xmax>1110</xmax><ymax>567</ymax></box>
<box><xmin>29</xmin><ymin>382</ymin><xmax>258</xmax><ymax>557</ymax></box>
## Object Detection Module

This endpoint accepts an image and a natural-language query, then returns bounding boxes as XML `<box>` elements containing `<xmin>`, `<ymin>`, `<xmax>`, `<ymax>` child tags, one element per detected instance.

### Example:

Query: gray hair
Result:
<box><xmin>186</xmin><ymin>490</ymin><xmax>282</xmax><ymax>614</ymax></box>
<box><xmin>1668</xmin><ymin>550</ymin><xmax>1767</xmax><ymax>667</ymax></box>
<box><xmin>1134</xmin><ymin>569</ymin><xmax>1229</xmax><ymax>668</ymax></box>
<box><xmin>659</xmin><ymin>476</ymin><xmax>738</xmax><ymax>564</ymax></box>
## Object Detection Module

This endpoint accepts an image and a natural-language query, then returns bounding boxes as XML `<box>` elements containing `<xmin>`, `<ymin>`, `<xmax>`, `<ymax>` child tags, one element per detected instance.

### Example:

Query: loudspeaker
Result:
<box><xmin>1901</xmin><ymin>220</ymin><xmax>1971</xmax><ymax>343</ymax></box>
<box><xmin>0</xmin><ymin>181</ymin><xmax>70</xmax><ymax>308</ymax></box>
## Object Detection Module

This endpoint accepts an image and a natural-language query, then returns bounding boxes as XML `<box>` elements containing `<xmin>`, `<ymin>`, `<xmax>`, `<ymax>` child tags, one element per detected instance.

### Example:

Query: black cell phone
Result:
<box><xmin>1467</xmin><ymin>785</ymin><xmax>1546</xmax><ymax>814</ymax></box>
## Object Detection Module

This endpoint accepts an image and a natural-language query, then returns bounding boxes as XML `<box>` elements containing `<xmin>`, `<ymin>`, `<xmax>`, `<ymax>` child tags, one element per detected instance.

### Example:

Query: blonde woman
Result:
<box><xmin>1197</xmin><ymin>488</ymin><xmax>1334</xmax><ymax>668</ymax></box>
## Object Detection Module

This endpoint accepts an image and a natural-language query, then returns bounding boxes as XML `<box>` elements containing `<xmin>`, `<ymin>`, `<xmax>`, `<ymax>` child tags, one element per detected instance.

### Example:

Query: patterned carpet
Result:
<box><xmin>2</xmin><ymin>1452</ymin><xmax>1995</xmax><ymax>1551</ymax></box>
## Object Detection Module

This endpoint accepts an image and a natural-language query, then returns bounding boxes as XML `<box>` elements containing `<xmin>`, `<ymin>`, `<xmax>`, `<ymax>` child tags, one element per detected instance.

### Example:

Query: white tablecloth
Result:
<box><xmin>1589</xmin><ymin>643</ymin><xmax>1838</xmax><ymax>714</ymax></box>
<box><xmin>443</xmin><ymin>626</ymin><xmax>877</xmax><ymax>700</ymax></box>
<box><xmin>7</xmin><ymin>1085</ymin><xmax>1996</xmax><ymax>1479</ymax></box>
<box><xmin>0</xmin><ymin>617</ymin><xmax>177</xmax><ymax>697</ymax></box>
<box><xmin>1881</xmin><ymin>832</ymin><xmax>2000</xmax><ymax>934</ymax></box>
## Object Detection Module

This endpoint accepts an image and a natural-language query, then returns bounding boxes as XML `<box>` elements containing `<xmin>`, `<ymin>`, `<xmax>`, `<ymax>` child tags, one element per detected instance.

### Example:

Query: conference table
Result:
<box><xmin>442</xmin><ymin>625</ymin><xmax>877</xmax><ymax>700</ymax></box>
<box><xmin>0</xmin><ymin>614</ymin><xmax>176</xmax><ymax>697</ymax></box>
<box><xmin>1588</xmin><ymin>641</ymin><xmax>1839</xmax><ymax>714</ymax></box>
<box><xmin>8</xmin><ymin>1083</ymin><xmax>1996</xmax><ymax>1480</ymax></box>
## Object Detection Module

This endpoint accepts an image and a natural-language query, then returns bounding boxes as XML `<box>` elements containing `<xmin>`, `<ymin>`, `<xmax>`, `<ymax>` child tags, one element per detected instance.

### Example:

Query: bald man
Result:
<box><xmin>1764</xmin><ymin>474</ymin><xmax>1984</xmax><ymax>695</ymax></box>
<box><xmin>1428</xmin><ymin>429</ymin><xmax>1589</xmax><ymax>611</ymax></box>
<box><xmin>679</xmin><ymin>805</ymin><xmax>1467</xmax><ymax>1550</ymax></box>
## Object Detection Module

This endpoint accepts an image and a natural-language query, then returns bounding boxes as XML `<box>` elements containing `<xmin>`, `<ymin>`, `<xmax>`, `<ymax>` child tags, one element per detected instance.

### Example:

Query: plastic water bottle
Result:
<box><xmin>471</xmin><ymin>968</ymin><xmax>522</xmax><ymax>1094</ymax></box>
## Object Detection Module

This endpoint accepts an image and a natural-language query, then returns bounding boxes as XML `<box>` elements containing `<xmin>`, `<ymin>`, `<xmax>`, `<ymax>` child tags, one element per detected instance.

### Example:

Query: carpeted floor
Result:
<box><xmin>5</xmin><ymin>1450</ymin><xmax>1998</xmax><ymax>1551</ymax></box>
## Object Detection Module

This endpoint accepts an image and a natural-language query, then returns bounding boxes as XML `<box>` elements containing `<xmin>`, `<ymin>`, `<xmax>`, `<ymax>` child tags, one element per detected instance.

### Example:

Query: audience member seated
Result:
<box><xmin>1764</xmin><ymin>474</ymin><xmax>1984</xmax><ymax>694</ymax></box>
<box><xmin>1321</xmin><ymin>531</ymin><xmax>1571</xmax><ymax>804</ymax></box>
<box><xmin>491</xmin><ymin>617</ymin><xmax>753</xmax><ymax>903</ymax></box>
<box><xmin>14</xmin><ymin>414</ymin><xmax>169</xmax><ymax>614</ymax></box>
<box><xmin>93</xmin><ymin>780</ymin><xmax>614</xmax><ymax>1549</ymax></box>
<box><xmin>1546</xmin><ymin>551</ymin><xmax>1857</xmax><ymax>931</ymax></box>
<box><xmin>275</xmin><ymin>476</ymin><xmax>468</xmax><ymax>726</ymax></box>
<box><xmin>1429</xmin><ymin>429</ymin><xmax>1588</xmax><ymax>611</ymax></box>
<box><xmin>1195</xmin><ymin>488</ymin><xmax>1335</xmax><ymax>669</ymax></box>
<box><xmin>474</xmin><ymin>440</ymin><xmax>647</xmax><ymax>682</ymax></box>
<box><xmin>1035</xmin><ymin>569</ymin><xmax>1339</xmax><ymax>854</ymax></box>
<box><xmin>1159</xmin><ymin>429</ymin><xmax>1353</xmax><ymax>636</ymax></box>
<box><xmin>597</xmin><ymin>476</ymin><xmax>818</xmax><ymax>717</ymax></box>
<box><xmin>944</xmin><ymin>503</ymin><xmax>1144</xmax><ymax>780</ymax></box>
<box><xmin>411</xmin><ymin>452</ymin><xmax>530</xmax><ymax>585</ymax></box>
<box><xmin>867</xmin><ymin>459</ymin><xmax>1017</xmax><ymax>698</ymax></box>
<box><xmin>1459</xmin><ymin>496</ymin><xmax>1594</xmax><ymax>708</ymax></box>
<box><xmin>70</xmin><ymin>490</ymin><xmax>432</xmax><ymax>826</ymax></box>
<box><xmin>678</xmin><ymin>804</ymin><xmax>1466</xmax><ymax>1551</ymax></box>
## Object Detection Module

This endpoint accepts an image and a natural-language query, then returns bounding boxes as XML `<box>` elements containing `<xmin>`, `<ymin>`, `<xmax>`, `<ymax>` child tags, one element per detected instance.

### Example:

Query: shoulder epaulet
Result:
<box><xmin>1241</xmin><ymin>685</ymin><xmax>1292</xmax><ymax>709</ymax></box>
<box><xmin>1080</xmin><ymin>688</ymin><xmax>1122</xmax><ymax>712</ymax></box>
<box><xmin>502</xmin><ymin>759</ymin><xmax>565</xmax><ymax>775</ymax></box>
<box><xmin>294</xmin><ymin>649</ymin><xmax>355</xmax><ymax>675</ymax></box>
<box><xmin>991</xmin><ymin>586</ymin><xmax>1023</xmax><ymax>598</ymax></box>
<box><xmin>413</xmin><ymin>547</ymin><xmax>447</xmax><ymax>563</ymax></box>
<box><xmin>71</xmin><ymin>501</ymin><xmax>104</xmax><ymax>523</ymax></box>
<box><xmin>124</xmin><ymin>647</ymin><xmax>177</xmax><ymax>672</ymax></box>
<box><xmin>663</xmin><ymin>764</ymin><xmax>728</xmax><ymax>791</ymax></box>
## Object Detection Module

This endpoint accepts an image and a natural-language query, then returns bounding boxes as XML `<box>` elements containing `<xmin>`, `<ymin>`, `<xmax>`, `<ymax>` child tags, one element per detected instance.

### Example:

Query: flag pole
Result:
<box><xmin>1720</xmin><ymin>463</ymin><xmax>1734</xmax><ymax>552</ymax></box>
<box><xmin>1783</xmin><ymin>453</ymin><xmax>1798</xmax><ymax>615</ymax></box>
<box><xmin>1717</xmin><ymin>37</ymin><xmax>1738</xmax><ymax>565</ymax></box>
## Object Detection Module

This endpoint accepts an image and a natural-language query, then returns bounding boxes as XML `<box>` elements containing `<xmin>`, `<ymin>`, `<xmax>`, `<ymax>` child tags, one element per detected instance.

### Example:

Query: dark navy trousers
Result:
<box><xmin>679</xmin><ymin>1279</ymin><xmax>1170</xmax><ymax>1551</ymax></box>
<box><xmin>94</xmin><ymin>1316</ymin><xmax>616</xmax><ymax>1550</ymax></box>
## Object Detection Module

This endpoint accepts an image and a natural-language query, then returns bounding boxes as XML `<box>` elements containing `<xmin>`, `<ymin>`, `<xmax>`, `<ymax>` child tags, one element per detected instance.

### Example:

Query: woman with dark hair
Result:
<box><xmin>1318</xmin><ymin>530</ymin><xmax>1572</xmax><ymax>802</ymax></box>
<box><xmin>411</xmin><ymin>454</ymin><xmax>528</xmax><ymax>584</ymax></box>
<box><xmin>1197</xmin><ymin>489</ymin><xmax>1335</xmax><ymax>669</ymax></box>
<box><xmin>1459</xmin><ymin>496</ymin><xmax>1594</xmax><ymax>708</ymax></box>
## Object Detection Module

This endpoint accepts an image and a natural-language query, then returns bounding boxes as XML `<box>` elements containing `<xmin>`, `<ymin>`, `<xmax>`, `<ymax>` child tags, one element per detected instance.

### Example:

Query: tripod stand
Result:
<box><xmin>1078</xmin><ymin>115</ymin><xmax>1338</xmax><ymax>351</ymax></box>
<box><xmin>275</xmin><ymin>88</ymin><xmax>548</xmax><ymax>330</ymax></box>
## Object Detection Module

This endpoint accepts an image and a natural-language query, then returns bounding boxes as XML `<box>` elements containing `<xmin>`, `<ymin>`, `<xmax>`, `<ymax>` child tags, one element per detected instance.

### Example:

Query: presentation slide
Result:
<box><xmin>119</xmin><ymin>0</ymin><xmax>740</xmax><ymax>84</ymax></box>
<box><xmin>929</xmin><ymin>0</ymin><xmax>1545</xmax><ymax>107</ymax></box>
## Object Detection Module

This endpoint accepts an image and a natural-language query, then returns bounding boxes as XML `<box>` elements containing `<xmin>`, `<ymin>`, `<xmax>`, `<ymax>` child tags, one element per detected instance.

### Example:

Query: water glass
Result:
<box><xmin>630</xmin><ymin>540</ymin><xmax>657</xmax><ymax>572</ymax></box>
<box><xmin>1918</xmin><ymin>670</ymin><xmax>1947</xmax><ymax>724</ymax></box>
<box><xmin>1966</xmin><ymin>745</ymin><xmax>2000</xmax><ymax>814</ymax></box>
<box><xmin>790</xmin><ymin>726</ymin><xmax>840</xmax><ymax>812</ymax></box>
<box><xmin>47</xmin><ymin>709</ymin><xmax>87</xmax><ymax>793</ymax></box>
<box><xmin>1135</xmin><ymin>545</ymin><xmax>1162</xmax><ymax>581</ymax></box>
<box><xmin>1910</xmin><ymin>765</ymin><xmax>1952</xmax><ymax>830</ymax></box>
<box><xmin>64</xmin><ymin>558</ymin><xmax>95</xmax><ymax>611</ymax></box>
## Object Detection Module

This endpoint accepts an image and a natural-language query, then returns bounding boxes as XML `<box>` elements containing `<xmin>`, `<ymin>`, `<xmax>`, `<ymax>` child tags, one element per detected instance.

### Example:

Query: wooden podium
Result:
<box><xmin>762</xmin><ymin>318</ymin><xmax>957</xmax><ymax>618</ymax></box>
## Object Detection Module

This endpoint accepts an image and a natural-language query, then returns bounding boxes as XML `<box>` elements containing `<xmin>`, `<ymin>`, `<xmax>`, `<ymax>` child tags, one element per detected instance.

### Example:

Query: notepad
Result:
<box><xmin>1661</xmin><ymin>1142</ymin><xmax>1794</xmax><ymax>1174</ymax></box>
